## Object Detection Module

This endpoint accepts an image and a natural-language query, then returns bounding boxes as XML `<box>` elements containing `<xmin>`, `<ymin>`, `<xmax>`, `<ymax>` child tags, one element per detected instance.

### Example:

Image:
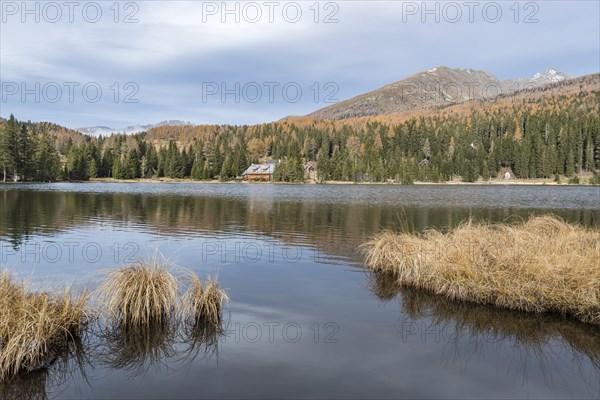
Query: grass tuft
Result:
<box><xmin>96</xmin><ymin>259</ymin><xmax>179</xmax><ymax>329</ymax></box>
<box><xmin>0</xmin><ymin>271</ymin><xmax>89</xmax><ymax>380</ymax></box>
<box><xmin>181</xmin><ymin>275</ymin><xmax>228</xmax><ymax>326</ymax></box>
<box><xmin>362</xmin><ymin>215</ymin><xmax>600</xmax><ymax>324</ymax></box>
<box><xmin>0</xmin><ymin>259</ymin><xmax>227</xmax><ymax>381</ymax></box>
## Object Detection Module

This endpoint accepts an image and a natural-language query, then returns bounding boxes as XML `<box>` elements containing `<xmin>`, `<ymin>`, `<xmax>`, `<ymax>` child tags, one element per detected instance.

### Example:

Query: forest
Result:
<box><xmin>1</xmin><ymin>90</ymin><xmax>599</xmax><ymax>184</ymax></box>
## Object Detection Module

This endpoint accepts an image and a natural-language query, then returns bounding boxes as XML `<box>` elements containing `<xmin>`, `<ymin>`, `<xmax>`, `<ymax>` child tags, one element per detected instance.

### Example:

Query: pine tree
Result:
<box><xmin>125</xmin><ymin>149</ymin><xmax>141</xmax><ymax>179</ymax></box>
<box><xmin>0</xmin><ymin>115</ymin><xmax>19</xmax><ymax>182</ymax></box>
<box><xmin>191</xmin><ymin>158</ymin><xmax>204</xmax><ymax>180</ymax></box>
<box><xmin>566</xmin><ymin>149</ymin><xmax>575</xmax><ymax>177</ymax></box>
<box><xmin>34</xmin><ymin>132</ymin><xmax>61</xmax><ymax>181</ymax></box>
<box><xmin>167</xmin><ymin>141</ymin><xmax>185</xmax><ymax>178</ymax></box>
<box><xmin>89</xmin><ymin>159</ymin><xmax>98</xmax><ymax>179</ymax></box>
<box><xmin>16</xmin><ymin>124</ymin><xmax>36</xmax><ymax>181</ymax></box>
<box><xmin>0</xmin><ymin>118</ymin><xmax>10</xmax><ymax>182</ymax></box>
<box><xmin>316</xmin><ymin>142</ymin><xmax>330</xmax><ymax>182</ymax></box>
<box><xmin>112</xmin><ymin>157</ymin><xmax>122</xmax><ymax>179</ymax></box>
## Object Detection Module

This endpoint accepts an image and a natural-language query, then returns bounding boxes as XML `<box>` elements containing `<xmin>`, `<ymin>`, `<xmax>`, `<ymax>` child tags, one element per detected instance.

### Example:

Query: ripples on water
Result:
<box><xmin>0</xmin><ymin>183</ymin><xmax>599</xmax><ymax>399</ymax></box>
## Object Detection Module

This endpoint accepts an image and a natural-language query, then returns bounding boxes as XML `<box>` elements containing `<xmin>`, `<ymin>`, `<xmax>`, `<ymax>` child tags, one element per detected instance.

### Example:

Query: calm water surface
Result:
<box><xmin>1</xmin><ymin>183</ymin><xmax>599</xmax><ymax>399</ymax></box>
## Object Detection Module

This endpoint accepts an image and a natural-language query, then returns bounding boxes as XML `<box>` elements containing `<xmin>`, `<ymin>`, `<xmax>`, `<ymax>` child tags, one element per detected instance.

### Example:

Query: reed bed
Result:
<box><xmin>362</xmin><ymin>216</ymin><xmax>600</xmax><ymax>324</ymax></box>
<box><xmin>96</xmin><ymin>260</ymin><xmax>227</xmax><ymax>329</ymax></box>
<box><xmin>0</xmin><ymin>261</ymin><xmax>227</xmax><ymax>382</ymax></box>
<box><xmin>94</xmin><ymin>263</ymin><xmax>227</xmax><ymax>373</ymax></box>
<box><xmin>0</xmin><ymin>272</ymin><xmax>89</xmax><ymax>379</ymax></box>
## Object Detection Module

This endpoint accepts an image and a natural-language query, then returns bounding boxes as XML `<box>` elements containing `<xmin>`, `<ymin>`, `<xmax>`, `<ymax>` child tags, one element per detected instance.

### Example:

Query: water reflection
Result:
<box><xmin>1</xmin><ymin>188</ymin><xmax>599</xmax><ymax>256</ymax></box>
<box><xmin>1</xmin><ymin>184</ymin><xmax>600</xmax><ymax>398</ymax></box>
<box><xmin>370</xmin><ymin>272</ymin><xmax>600</xmax><ymax>392</ymax></box>
<box><xmin>0</xmin><ymin>318</ymin><xmax>227</xmax><ymax>398</ymax></box>
<box><xmin>97</xmin><ymin>322</ymin><xmax>179</xmax><ymax>376</ymax></box>
<box><xmin>0</xmin><ymin>336</ymin><xmax>89</xmax><ymax>400</ymax></box>
<box><xmin>96</xmin><ymin>319</ymin><xmax>225</xmax><ymax>378</ymax></box>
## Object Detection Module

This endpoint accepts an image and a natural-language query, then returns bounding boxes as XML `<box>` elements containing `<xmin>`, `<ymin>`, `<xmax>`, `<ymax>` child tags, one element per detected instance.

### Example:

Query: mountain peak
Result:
<box><xmin>76</xmin><ymin>120</ymin><xmax>194</xmax><ymax>136</ymax></box>
<box><xmin>531</xmin><ymin>68</ymin><xmax>568</xmax><ymax>83</ymax></box>
<box><xmin>308</xmin><ymin>66</ymin><xmax>573</xmax><ymax>121</ymax></box>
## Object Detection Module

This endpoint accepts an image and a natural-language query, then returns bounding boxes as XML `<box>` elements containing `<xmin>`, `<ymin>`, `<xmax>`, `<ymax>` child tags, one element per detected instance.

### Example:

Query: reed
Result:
<box><xmin>96</xmin><ymin>259</ymin><xmax>179</xmax><ymax>329</ymax></box>
<box><xmin>181</xmin><ymin>275</ymin><xmax>228</xmax><ymax>326</ymax></box>
<box><xmin>0</xmin><ymin>272</ymin><xmax>89</xmax><ymax>379</ymax></box>
<box><xmin>362</xmin><ymin>216</ymin><xmax>600</xmax><ymax>324</ymax></box>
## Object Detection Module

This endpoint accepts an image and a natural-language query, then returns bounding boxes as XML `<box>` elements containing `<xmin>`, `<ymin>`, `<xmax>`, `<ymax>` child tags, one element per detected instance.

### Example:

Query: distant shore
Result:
<box><xmin>1</xmin><ymin>176</ymin><xmax>597</xmax><ymax>186</ymax></box>
<box><xmin>80</xmin><ymin>176</ymin><xmax>598</xmax><ymax>186</ymax></box>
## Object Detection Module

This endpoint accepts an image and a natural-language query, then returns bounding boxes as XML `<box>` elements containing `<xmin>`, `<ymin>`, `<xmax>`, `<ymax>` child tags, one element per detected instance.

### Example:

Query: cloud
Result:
<box><xmin>1</xmin><ymin>1</ymin><xmax>598</xmax><ymax>128</ymax></box>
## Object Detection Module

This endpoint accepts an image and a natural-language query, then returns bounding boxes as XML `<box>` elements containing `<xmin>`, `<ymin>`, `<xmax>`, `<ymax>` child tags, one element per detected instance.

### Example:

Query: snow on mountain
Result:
<box><xmin>530</xmin><ymin>68</ymin><xmax>568</xmax><ymax>84</ymax></box>
<box><xmin>308</xmin><ymin>67</ymin><xmax>571</xmax><ymax>121</ymax></box>
<box><xmin>76</xmin><ymin>120</ymin><xmax>193</xmax><ymax>136</ymax></box>
<box><xmin>502</xmin><ymin>68</ymin><xmax>568</xmax><ymax>92</ymax></box>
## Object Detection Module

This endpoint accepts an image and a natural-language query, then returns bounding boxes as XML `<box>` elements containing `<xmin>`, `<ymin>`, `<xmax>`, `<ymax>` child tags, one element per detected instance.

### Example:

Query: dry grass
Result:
<box><xmin>177</xmin><ymin>275</ymin><xmax>228</xmax><ymax>361</ymax></box>
<box><xmin>181</xmin><ymin>275</ymin><xmax>228</xmax><ymax>326</ymax></box>
<box><xmin>0</xmin><ymin>260</ymin><xmax>227</xmax><ymax>383</ymax></box>
<box><xmin>96</xmin><ymin>259</ymin><xmax>179</xmax><ymax>329</ymax></box>
<box><xmin>95</xmin><ymin>261</ymin><xmax>227</xmax><ymax>370</ymax></box>
<box><xmin>0</xmin><ymin>271</ymin><xmax>89</xmax><ymax>380</ymax></box>
<box><xmin>363</xmin><ymin>215</ymin><xmax>600</xmax><ymax>324</ymax></box>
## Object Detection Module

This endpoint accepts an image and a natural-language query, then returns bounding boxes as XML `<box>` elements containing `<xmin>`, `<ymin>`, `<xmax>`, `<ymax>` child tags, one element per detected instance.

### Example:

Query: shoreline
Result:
<box><xmin>81</xmin><ymin>177</ymin><xmax>600</xmax><ymax>186</ymax></box>
<box><xmin>1</xmin><ymin>177</ymin><xmax>598</xmax><ymax>186</ymax></box>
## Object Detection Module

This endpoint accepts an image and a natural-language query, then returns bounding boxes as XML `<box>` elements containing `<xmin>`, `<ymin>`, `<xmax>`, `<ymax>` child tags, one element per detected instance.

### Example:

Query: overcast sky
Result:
<box><xmin>1</xmin><ymin>1</ymin><xmax>598</xmax><ymax>129</ymax></box>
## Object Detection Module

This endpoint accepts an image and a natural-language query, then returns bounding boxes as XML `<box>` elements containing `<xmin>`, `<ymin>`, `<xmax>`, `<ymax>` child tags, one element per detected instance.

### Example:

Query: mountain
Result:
<box><xmin>76</xmin><ymin>120</ymin><xmax>193</xmax><ymax>136</ymax></box>
<box><xmin>308</xmin><ymin>67</ymin><xmax>569</xmax><ymax>121</ymax></box>
<box><xmin>502</xmin><ymin>68</ymin><xmax>568</xmax><ymax>92</ymax></box>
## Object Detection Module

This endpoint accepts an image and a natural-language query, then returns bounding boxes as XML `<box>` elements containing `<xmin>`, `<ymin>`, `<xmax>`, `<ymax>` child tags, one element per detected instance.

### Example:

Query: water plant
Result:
<box><xmin>362</xmin><ymin>216</ymin><xmax>600</xmax><ymax>324</ymax></box>
<box><xmin>0</xmin><ymin>272</ymin><xmax>89</xmax><ymax>379</ymax></box>
<box><xmin>96</xmin><ymin>259</ymin><xmax>179</xmax><ymax>329</ymax></box>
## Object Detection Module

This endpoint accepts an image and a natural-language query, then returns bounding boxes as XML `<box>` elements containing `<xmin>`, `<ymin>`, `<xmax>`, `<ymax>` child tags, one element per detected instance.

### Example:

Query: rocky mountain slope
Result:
<box><xmin>308</xmin><ymin>66</ymin><xmax>569</xmax><ymax>120</ymax></box>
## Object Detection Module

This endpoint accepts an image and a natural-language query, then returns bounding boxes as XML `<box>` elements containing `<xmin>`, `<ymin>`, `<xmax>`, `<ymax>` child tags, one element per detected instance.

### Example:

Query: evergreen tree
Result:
<box><xmin>0</xmin><ymin>115</ymin><xmax>20</xmax><ymax>181</ymax></box>
<box><xmin>125</xmin><ymin>149</ymin><xmax>141</xmax><ymax>179</ymax></box>
<box><xmin>33</xmin><ymin>132</ymin><xmax>61</xmax><ymax>181</ymax></box>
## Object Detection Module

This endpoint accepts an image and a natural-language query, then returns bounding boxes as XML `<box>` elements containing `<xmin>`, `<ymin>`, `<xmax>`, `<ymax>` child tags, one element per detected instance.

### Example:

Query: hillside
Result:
<box><xmin>329</xmin><ymin>72</ymin><xmax>600</xmax><ymax>129</ymax></box>
<box><xmin>307</xmin><ymin>66</ymin><xmax>569</xmax><ymax>121</ymax></box>
<box><xmin>144</xmin><ymin>73</ymin><xmax>599</xmax><ymax>144</ymax></box>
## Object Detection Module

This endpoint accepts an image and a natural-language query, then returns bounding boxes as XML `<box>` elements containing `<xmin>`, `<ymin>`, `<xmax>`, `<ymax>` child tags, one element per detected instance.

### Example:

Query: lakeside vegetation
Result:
<box><xmin>0</xmin><ymin>262</ymin><xmax>227</xmax><ymax>380</ymax></box>
<box><xmin>362</xmin><ymin>216</ymin><xmax>600</xmax><ymax>325</ymax></box>
<box><xmin>1</xmin><ymin>89</ymin><xmax>599</xmax><ymax>184</ymax></box>
<box><xmin>0</xmin><ymin>272</ymin><xmax>89</xmax><ymax>379</ymax></box>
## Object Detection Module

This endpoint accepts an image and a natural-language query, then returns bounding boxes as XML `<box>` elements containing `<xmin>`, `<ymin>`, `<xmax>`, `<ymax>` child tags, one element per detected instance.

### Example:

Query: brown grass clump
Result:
<box><xmin>0</xmin><ymin>271</ymin><xmax>89</xmax><ymax>379</ymax></box>
<box><xmin>362</xmin><ymin>215</ymin><xmax>600</xmax><ymax>324</ymax></box>
<box><xmin>181</xmin><ymin>275</ymin><xmax>228</xmax><ymax>326</ymax></box>
<box><xmin>96</xmin><ymin>259</ymin><xmax>179</xmax><ymax>329</ymax></box>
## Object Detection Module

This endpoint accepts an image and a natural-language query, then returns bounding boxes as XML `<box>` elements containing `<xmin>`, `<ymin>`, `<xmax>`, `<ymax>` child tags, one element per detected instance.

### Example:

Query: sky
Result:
<box><xmin>0</xmin><ymin>0</ymin><xmax>599</xmax><ymax>129</ymax></box>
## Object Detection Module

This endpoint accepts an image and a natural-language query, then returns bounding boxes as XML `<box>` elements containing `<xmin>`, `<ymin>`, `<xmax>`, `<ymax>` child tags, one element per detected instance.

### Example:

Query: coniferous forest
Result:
<box><xmin>1</xmin><ymin>90</ymin><xmax>599</xmax><ymax>184</ymax></box>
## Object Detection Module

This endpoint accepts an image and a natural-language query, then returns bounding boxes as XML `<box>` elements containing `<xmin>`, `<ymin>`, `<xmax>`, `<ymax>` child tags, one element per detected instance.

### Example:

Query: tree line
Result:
<box><xmin>1</xmin><ymin>91</ymin><xmax>599</xmax><ymax>183</ymax></box>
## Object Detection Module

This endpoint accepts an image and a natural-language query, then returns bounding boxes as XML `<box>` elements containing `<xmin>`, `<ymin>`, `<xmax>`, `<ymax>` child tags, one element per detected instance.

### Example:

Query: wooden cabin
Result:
<box><xmin>242</xmin><ymin>162</ymin><xmax>277</xmax><ymax>182</ymax></box>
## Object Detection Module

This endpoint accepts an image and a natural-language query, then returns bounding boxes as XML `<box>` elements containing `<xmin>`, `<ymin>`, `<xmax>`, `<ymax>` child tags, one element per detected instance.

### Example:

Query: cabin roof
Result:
<box><xmin>242</xmin><ymin>163</ymin><xmax>276</xmax><ymax>175</ymax></box>
<box><xmin>304</xmin><ymin>161</ymin><xmax>317</xmax><ymax>170</ymax></box>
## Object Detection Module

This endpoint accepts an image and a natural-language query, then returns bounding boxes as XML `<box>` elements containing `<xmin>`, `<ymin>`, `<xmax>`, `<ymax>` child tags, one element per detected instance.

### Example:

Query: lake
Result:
<box><xmin>1</xmin><ymin>183</ymin><xmax>599</xmax><ymax>399</ymax></box>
